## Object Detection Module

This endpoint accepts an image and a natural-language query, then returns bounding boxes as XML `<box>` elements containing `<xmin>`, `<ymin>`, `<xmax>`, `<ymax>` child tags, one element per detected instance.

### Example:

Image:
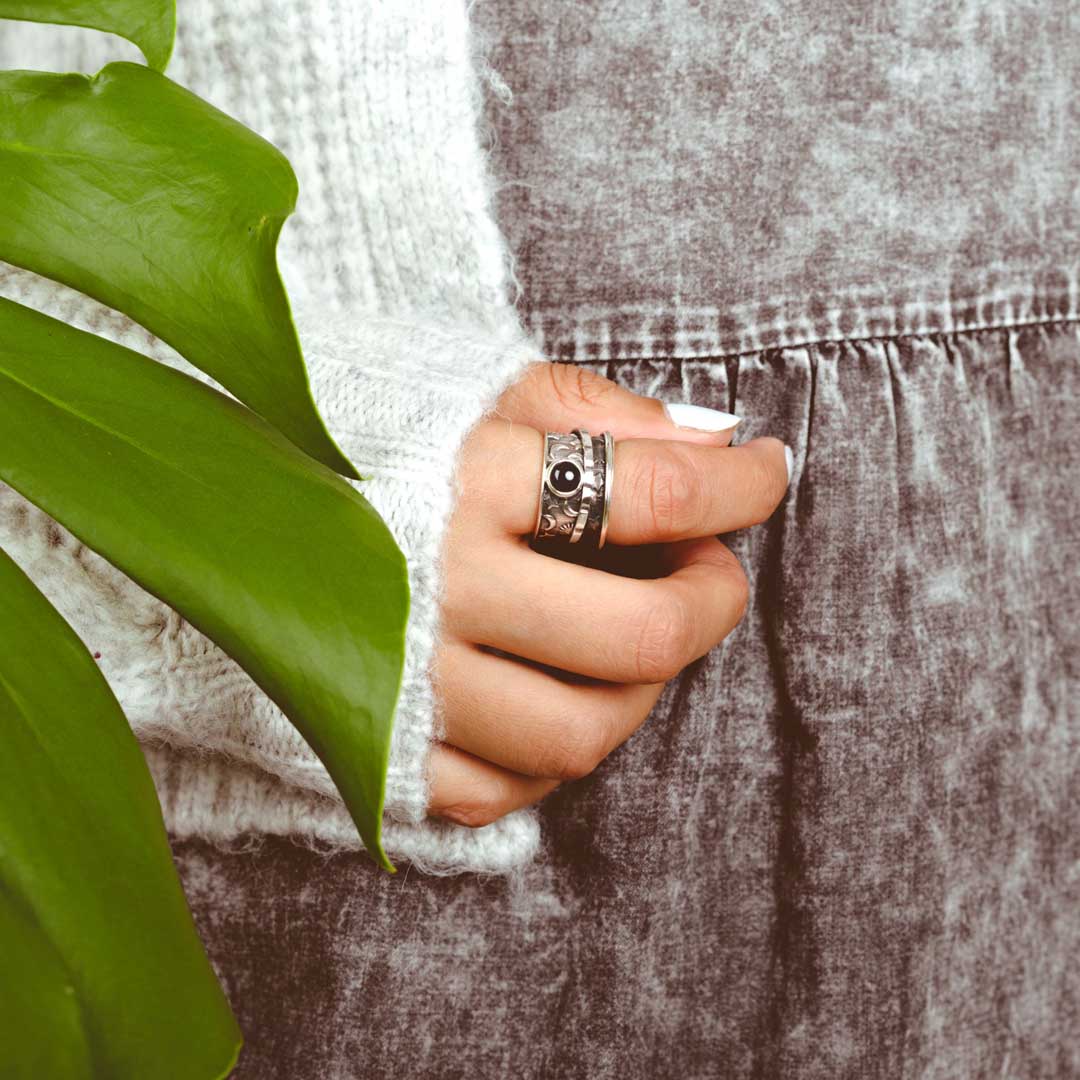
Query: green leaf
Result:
<box><xmin>0</xmin><ymin>887</ymin><xmax>94</xmax><ymax>1080</ymax></box>
<box><xmin>0</xmin><ymin>62</ymin><xmax>359</xmax><ymax>479</ymax></box>
<box><xmin>0</xmin><ymin>295</ymin><xmax>408</xmax><ymax>872</ymax></box>
<box><xmin>0</xmin><ymin>0</ymin><xmax>175</xmax><ymax>71</ymax></box>
<box><xmin>0</xmin><ymin>546</ymin><xmax>241</xmax><ymax>1079</ymax></box>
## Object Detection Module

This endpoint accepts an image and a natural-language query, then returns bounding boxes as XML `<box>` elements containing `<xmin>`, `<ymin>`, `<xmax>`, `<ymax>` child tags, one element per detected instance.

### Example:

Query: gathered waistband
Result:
<box><xmin>528</xmin><ymin>262</ymin><xmax>1080</xmax><ymax>365</ymax></box>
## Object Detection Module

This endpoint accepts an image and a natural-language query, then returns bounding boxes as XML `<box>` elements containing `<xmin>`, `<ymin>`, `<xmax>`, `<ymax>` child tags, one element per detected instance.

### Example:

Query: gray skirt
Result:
<box><xmin>174</xmin><ymin>311</ymin><xmax>1080</xmax><ymax>1079</ymax></box>
<box><xmin>173</xmin><ymin>0</ymin><xmax>1080</xmax><ymax>1073</ymax></box>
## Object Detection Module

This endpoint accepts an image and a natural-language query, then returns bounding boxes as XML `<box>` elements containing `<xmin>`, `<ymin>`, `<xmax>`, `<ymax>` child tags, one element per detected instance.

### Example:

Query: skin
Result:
<box><xmin>422</xmin><ymin>361</ymin><xmax>790</xmax><ymax>828</ymax></box>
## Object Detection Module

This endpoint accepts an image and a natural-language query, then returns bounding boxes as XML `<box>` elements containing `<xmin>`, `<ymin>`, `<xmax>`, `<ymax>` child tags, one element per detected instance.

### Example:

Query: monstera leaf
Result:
<box><xmin>0</xmin><ymin>296</ymin><xmax>409</xmax><ymax>872</ymax></box>
<box><xmin>0</xmin><ymin>61</ymin><xmax>359</xmax><ymax>478</ymax></box>
<box><xmin>0</xmin><ymin>0</ymin><xmax>174</xmax><ymax>70</ymax></box>
<box><xmin>0</xmin><ymin>546</ymin><xmax>241</xmax><ymax>1079</ymax></box>
<box><xmin>0</xmin><ymin>4</ymin><xmax>411</xmax><ymax>1071</ymax></box>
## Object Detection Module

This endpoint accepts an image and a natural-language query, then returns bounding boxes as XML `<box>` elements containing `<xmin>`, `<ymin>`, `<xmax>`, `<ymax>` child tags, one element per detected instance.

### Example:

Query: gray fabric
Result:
<box><xmin>171</xmin><ymin>2</ymin><xmax>1080</xmax><ymax>1076</ymax></box>
<box><xmin>474</xmin><ymin>0</ymin><xmax>1080</xmax><ymax>362</ymax></box>
<box><xmin>176</xmin><ymin>325</ymin><xmax>1080</xmax><ymax>1078</ymax></box>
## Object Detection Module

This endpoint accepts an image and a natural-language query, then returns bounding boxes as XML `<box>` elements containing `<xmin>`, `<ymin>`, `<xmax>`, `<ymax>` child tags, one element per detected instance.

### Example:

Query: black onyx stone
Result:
<box><xmin>548</xmin><ymin>460</ymin><xmax>582</xmax><ymax>496</ymax></box>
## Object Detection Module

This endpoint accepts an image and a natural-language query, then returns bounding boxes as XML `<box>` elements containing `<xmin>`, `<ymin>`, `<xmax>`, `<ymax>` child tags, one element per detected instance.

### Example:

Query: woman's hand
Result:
<box><xmin>424</xmin><ymin>362</ymin><xmax>790</xmax><ymax>827</ymax></box>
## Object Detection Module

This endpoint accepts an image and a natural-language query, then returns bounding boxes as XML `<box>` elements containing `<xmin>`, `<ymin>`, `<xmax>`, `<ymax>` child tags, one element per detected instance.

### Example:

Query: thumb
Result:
<box><xmin>494</xmin><ymin>360</ymin><xmax>742</xmax><ymax>446</ymax></box>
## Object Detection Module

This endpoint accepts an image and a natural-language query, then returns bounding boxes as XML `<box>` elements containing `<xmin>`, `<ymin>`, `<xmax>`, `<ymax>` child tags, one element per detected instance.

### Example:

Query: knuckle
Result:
<box><xmin>517</xmin><ymin>359</ymin><xmax>553</xmax><ymax>396</ymax></box>
<box><xmin>438</xmin><ymin>800</ymin><xmax>503</xmax><ymax>829</ymax></box>
<box><xmin>723</xmin><ymin>550</ymin><xmax>752</xmax><ymax>624</ymax></box>
<box><xmin>461</xmin><ymin>417</ymin><xmax>501</xmax><ymax>458</ymax></box>
<box><xmin>495</xmin><ymin>360</ymin><xmax>546</xmax><ymax>420</ymax></box>
<box><xmin>640</xmin><ymin>446</ymin><xmax>701</xmax><ymax>537</ymax></box>
<box><xmin>630</xmin><ymin>590</ymin><xmax>695</xmax><ymax>683</ymax></box>
<box><xmin>438</xmin><ymin>558</ymin><xmax>470</xmax><ymax>629</ymax></box>
<box><xmin>452</xmin><ymin>421</ymin><xmax>497</xmax><ymax>504</ymax></box>
<box><xmin>546</xmin><ymin>362</ymin><xmax>616</xmax><ymax>411</ymax></box>
<box><xmin>541</xmin><ymin>714</ymin><xmax>608</xmax><ymax>782</ymax></box>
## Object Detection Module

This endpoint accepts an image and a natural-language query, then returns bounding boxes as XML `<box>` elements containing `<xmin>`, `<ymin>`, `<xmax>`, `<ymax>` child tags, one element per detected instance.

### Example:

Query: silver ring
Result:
<box><xmin>599</xmin><ymin>430</ymin><xmax>613</xmax><ymax>549</ymax></box>
<box><xmin>569</xmin><ymin>427</ymin><xmax>594</xmax><ymax>543</ymax></box>
<box><xmin>532</xmin><ymin>429</ymin><xmax>613</xmax><ymax>548</ymax></box>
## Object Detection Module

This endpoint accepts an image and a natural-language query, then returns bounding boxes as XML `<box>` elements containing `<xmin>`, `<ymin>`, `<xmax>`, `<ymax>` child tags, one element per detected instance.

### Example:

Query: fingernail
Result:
<box><xmin>784</xmin><ymin>444</ymin><xmax>794</xmax><ymax>484</ymax></box>
<box><xmin>661</xmin><ymin>402</ymin><xmax>742</xmax><ymax>432</ymax></box>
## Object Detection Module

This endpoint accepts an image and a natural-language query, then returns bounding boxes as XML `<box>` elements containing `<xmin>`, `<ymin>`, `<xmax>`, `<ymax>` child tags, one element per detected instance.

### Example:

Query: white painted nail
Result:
<box><xmin>784</xmin><ymin>444</ymin><xmax>794</xmax><ymax>484</ymax></box>
<box><xmin>661</xmin><ymin>402</ymin><xmax>742</xmax><ymax>432</ymax></box>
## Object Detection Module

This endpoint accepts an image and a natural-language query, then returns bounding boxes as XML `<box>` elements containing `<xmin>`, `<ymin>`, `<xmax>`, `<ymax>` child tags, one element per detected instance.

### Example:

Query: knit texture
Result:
<box><xmin>0</xmin><ymin>1</ymin><xmax>544</xmax><ymax>873</ymax></box>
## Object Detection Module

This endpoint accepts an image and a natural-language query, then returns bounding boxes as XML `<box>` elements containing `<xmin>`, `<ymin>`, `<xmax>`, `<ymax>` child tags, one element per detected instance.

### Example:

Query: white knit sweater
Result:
<box><xmin>0</xmin><ymin>1</ymin><xmax>544</xmax><ymax>874</ymax></box>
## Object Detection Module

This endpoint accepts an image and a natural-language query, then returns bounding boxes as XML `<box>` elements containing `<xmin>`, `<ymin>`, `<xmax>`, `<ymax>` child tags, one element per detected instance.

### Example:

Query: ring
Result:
<box><xmin>532</xmin><ymin>428</ymin><xmax>614</xmax><ymax>549</ymax></box>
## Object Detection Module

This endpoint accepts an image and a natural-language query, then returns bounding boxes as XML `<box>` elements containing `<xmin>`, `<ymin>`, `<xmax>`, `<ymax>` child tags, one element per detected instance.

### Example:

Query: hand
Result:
<box><xmin>424</xmin><ymin>362</ymin><xmax>790</xmax><ymax>827</ymax></box>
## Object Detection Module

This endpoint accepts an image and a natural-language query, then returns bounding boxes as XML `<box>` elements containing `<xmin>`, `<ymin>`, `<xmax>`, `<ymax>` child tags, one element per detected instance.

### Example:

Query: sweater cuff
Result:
<box><xmin>0</xmin><ymin>294</ymin><xmax>547</xmax><ymax>873</ymax></box>
<box><xmin>298</xmin><ymin>307</ymin><xmax>544</xmax><ymax>824</ymax></box>
<box><xmin>137</xmin><ymin>307</ymin><xmax>546</xmax><ymax>871</ymax></box>
<box><xmin>143</xmin><ymin>743</ymin><xmax>542</xmax><ymax>876</ymax></box>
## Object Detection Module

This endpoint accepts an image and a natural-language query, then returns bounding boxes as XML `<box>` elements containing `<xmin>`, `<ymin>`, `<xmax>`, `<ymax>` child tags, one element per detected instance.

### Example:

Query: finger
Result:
<box><xmin>433</xmin><ymin>638</ymin><xmax>665</xmax><ymax>779</ymax></box>
<box><xmin>494</xmin><ymin>360</ymin><xmax>742</xmax><ymax>447</ymax></box>
<box><xmin>605</xmin><ymin>435</ymin><xmax>791</xmax><ymax>543</ymax></box>
<box><xmin>426</xmin><ymin>741</ymin><xmax>560</xmax><ymax>829</ymax></box>
<box><xmin>490</xmin><ymin>429</ymin><xmax>790</xmax><ymax>541</ymax></box>
<box><xmin>446</xmin><ymin>533</ymin><xmax>749</xmax><ymax>683</ymax></box>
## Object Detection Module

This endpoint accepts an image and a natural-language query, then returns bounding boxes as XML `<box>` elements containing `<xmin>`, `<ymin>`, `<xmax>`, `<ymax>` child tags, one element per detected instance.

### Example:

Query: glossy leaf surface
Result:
<box><xmin>0</xmin><ymin>546</ymin><xmax>241</xmax><ymax>1078</ymax></box>
<box><xmin>0</xmin><ymin>0</ymin><xmax>175</xmax><ymax>70</ymax></box>
<box><xmin>0</xmin><ymin>296</ymin><xmax>409</xmax><ymax>870</ymax></box>
<box><xmin>0</xmin><ymin>62</ymin><xmax>358</xmax><ymax>478</ymax></box>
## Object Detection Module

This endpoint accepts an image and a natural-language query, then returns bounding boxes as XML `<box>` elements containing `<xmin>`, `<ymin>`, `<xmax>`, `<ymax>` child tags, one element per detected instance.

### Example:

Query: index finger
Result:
<box><xmin>486</xmin><ymin>430</ymin><xmax>791</xmax><ymax>542</ymax></box>
<box><xmin>603</xmin><ymin>435</ymin><xmax>792</xmax><ymax>544</ymax></box>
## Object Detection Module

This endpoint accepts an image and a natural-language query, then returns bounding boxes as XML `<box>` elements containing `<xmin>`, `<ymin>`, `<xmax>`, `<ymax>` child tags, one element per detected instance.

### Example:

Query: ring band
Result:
<box><xmin>569</xmin><ymin>427</ymin><xmax>594</xmax><ymax>544</ymax></box>
<box><xmin>600</xmin><ymin>430</ymin><xmax>613</xmax><ymax>549</ymax></box>
<box><xmin>532</xmin><ymin>428</ymin><xmax>614</xmax><ymax>549</ymax></box>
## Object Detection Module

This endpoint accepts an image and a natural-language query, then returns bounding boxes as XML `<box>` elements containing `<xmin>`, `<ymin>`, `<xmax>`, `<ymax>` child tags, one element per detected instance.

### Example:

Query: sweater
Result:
<box><xmin>0</xmin><ymin>0</ymin><xmax>544</xmax><ymax>875</ymax></box>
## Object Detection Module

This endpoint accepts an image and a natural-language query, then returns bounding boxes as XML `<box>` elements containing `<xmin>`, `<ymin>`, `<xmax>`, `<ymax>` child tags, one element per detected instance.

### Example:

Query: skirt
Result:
<box><xmin>173</xmin><ymin>313</ymin><xmax>1080</xmax><ymax>1078</ymax></box>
